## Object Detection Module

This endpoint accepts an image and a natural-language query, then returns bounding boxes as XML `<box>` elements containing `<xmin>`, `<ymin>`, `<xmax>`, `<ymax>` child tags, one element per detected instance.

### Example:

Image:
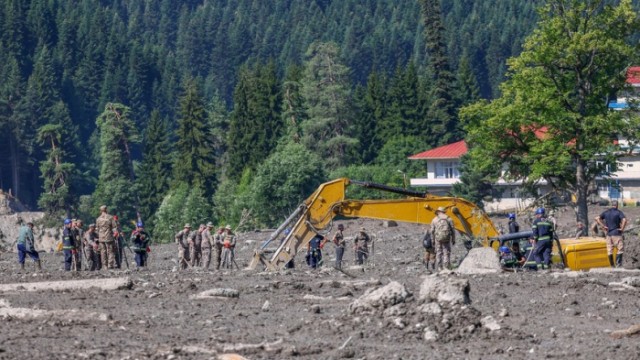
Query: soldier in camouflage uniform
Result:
<box><xmin>213</xmin><ymin>226</ymin><xmax>225</xmax><ymax>270</ymax></box>
<box><xmin>84</xmin><ymin>224</ymin><xmax>101</xmax><ymax>271</ymax></box>
<box><xmin>96</xmin><ymin>205</ymin><xmax>118</xmax><ymax>270</ymax></box>
<box><xmin>189</xmin><ymin>224</ymin><xmax>205</xmax><ymax>267</ymax></box>
<box><xmin>353</xmin><ymin>227</ymin><xmax>370</xmax><ymax>265</ymax></box>
<box><xmin>221</xmin><ymin>225</ymin><xmax>236</xmax><ymax>269</ymax></box>
<box><xmin>73</xmin><ymin>219</ymin><xmax>85</xmax><ymax>271</ymax></box>
<box><xmin>175</xmin><ymin>224</ymin><xmax>191</xmax><ymax>270</ymax></box>
<box><xmin>201</xmin><ymin>223</ymin><xmax>214</xmax><ymax>270</ymax></box>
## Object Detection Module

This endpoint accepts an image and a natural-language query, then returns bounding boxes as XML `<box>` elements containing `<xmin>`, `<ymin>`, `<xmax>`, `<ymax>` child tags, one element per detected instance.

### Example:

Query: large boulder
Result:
<box><xmin>456</xmin><ymin>247</ymin><xmax>501</xmax><ymax>275</ymax></box>
<box><xmin>419</xmin><ymin>273</ymin><xmax>470</xmax><ymax>305</ymax></box>
<box><xmin>349</xmin><ymin>281</ymin><xmax>410</xmax><ymax>314</ymax></box>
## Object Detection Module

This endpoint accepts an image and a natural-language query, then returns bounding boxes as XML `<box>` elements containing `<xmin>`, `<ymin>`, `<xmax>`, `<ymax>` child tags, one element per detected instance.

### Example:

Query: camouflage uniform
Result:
<box><xmin>96</xmin><ymin>211</ymin><xmax>118</xmax><ymax>269</ymax></box>
<box><xmin>430</xmin><ymin>209</ymin><xmax>455</xmax><ymax>270</ymax></box>
<box><xmin>354</xmin><ymin>228</ymin><xmax>370</xmax><ymax>265</ymax></box>
<box><xmin>201</xmin><ymin>225</ymin><xmax>214</xmax><ymax>270</ymax></box>
<box><xmin>213</xmin><ymin>228</ymin><xmax>225</xmax><ymax>270</ymax></box>
<box><xmin>333</xmin><ymin>227</ymin><xmax>345</xmax><ymax>269</ymax></box>
<box><xmin>73</xmin><ymin>222</ymin><xmax>84</xmax><ymax>271</ymax></box>
<box><xmin>175</xmin><ymin>227</ymin><xmax>191</xmax><ymax>270</ymax></box>
<box><xmin>221</xmin><ymin>228</ymin><xmax>236</xmax><ymax>269</ymax></box>
<box><xmin>189</xmin><ymin>226</ymin><xmax>204</xmax><ymax>267</ymax></box>
<box><xmin>84</xmin><ymin>226</ymin><xmax>101</xmax><ymax>271</ymax></box>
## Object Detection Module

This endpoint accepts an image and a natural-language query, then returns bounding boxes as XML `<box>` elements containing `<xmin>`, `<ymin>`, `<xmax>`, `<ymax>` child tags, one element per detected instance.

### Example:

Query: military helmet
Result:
<box><xmin>184</xmin><ymin>223</ymin><xmax>191</xmax><ymax>228</ymax></box>
<box><xmin>436</xmin><ymin>206</ymin><xmax>446</xmax><ymax>214</ymax></box>
<box><xmin>499</xmin><ymin>245</ymin><xmax>511</xmax><ymax>253</ymax></box>
<box><xmin>508</xmin><ymin>213</ymin><xmax>516</xmax><ymax>220</ymax></box>
<box><xmin>535</xmin><ymin>208</ymin><xmax>545</xmax><ymax>215</ymax></box>
<box><xmin>64</xmin><ymin>218</ymin><xmax>72</xmax><ymax>225</ymax></box>
<box><xmin>225</xmin><ymin>224</ymin><xmax>232</xmax><ymax>230</ymax></box>
<box><xmin>206</xmin><ymin>222</ymin><xmax>214</xmax><ymax>227</ymax></box>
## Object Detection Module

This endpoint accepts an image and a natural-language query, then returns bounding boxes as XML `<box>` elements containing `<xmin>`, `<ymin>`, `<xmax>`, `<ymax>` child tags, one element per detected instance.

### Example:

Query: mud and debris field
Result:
<box><xmin>1</xmin><ymin>212</ymin><xmax>640</xmax><ymax>359</ymax></box>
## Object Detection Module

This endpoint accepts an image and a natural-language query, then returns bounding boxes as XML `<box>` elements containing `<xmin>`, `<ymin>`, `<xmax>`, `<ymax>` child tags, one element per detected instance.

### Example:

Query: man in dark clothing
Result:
<box><xmin>596</xmin><ymin>200</ymin><xmax>627</xmax><ymax>267</ymax></box>
<box><xmin>62</xmin><ymin>219</ymin><xmax>76</xmax><ymax>271</ymax></box>
<box><xmin>532</xmin><ymin>208</ymin><xmax>554</xmax><ymax>270</ymax></box>
<box><xmin>130</xmin><ymin>222</ymin><xmax>151</xmax><ymax>268</ymax></box>
<box><xmin>307</xmin><ymin>234</ymin><xmax>326</xmax><ymax>269</ymax></box>
<box><xmin>508</xmin><ymin>213</ymin><xmax>520</xmax><ymax>234</ymax></box>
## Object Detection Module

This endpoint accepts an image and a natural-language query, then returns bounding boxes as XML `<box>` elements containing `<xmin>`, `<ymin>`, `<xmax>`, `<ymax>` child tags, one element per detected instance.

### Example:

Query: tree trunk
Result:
<box><xmin>575</xmin><ymin>160</ymin><xmax>590</xmax><ymax>236</ymax></box>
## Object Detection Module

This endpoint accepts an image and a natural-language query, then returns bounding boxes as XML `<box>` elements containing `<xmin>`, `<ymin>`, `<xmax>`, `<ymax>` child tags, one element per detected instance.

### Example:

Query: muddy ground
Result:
<box><xmin>0</xmin><ymin>209</ymin><xmax>639</xmax><ymax>359</ymax></box>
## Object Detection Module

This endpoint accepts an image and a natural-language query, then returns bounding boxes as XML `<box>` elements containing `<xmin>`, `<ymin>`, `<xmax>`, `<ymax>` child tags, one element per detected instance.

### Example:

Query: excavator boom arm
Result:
<box><xmin>248</xmin><ymin>178</ymin><xmax>499</xmax><ymax>270</ymax></box>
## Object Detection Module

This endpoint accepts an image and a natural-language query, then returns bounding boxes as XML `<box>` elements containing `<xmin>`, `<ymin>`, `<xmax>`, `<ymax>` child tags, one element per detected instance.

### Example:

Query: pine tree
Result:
<box><xmin>301</xmin><ymin>42</ymin><xmax>358</xmax><ymax>169</ymax></box>
<box><xmin>173</xmin><ymin>79</ymin><xmax>216</xmax><ymax>195</ymax></box>
<box><xmin>353</xmin><ymin>70</ymin><xmax>387</xmax><ymax>164</ymax></box>
<box><xmin>420</xmin><ymin>0</ymin><xmax>459</xmax><ymax>145</ymax></box>
<box><xmin>137</xmin><ymin>109</ymin><xmax>173</xmax><ymax>225</ymax></box>
<box><xmin>36</xmin><ymin>101</ymin><xmax>77</xmax><ymax>216</ymax></box>
<box><xmin>281</xmin><ymin>64</ymin><xmax>306</xmax><ymax>142</ymax></box>
<box><xmin>93</xmin><ymin>103</ymin><xmax>140</xmax><ymax>222</ymax></box>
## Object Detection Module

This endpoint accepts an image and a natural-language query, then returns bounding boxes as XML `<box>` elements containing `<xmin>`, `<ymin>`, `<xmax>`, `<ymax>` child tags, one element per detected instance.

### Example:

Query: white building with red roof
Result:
<box><xmin>408</xmin><ymin>67</ymin><xmax>640</xmax><ymax>211</ymax></box>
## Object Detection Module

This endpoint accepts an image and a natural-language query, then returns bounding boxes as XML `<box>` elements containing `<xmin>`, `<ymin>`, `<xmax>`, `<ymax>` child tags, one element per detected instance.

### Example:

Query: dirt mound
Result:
<box><xmin>456</xmin><ymin>247</ymin><xmax>501</xmax><ymax>275</ymax></box>
<box><xmin>623</xmin><ymin>238</ymin><xmax>640</xmax><ymax>269</ymax></box>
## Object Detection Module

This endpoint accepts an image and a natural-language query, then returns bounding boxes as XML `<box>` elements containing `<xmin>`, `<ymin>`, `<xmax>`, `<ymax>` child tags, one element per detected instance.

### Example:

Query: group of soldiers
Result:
<box><xmin>174</xmin><ymin>223</ymin><xmax>236</xmax><ymax>270</ymax></box>
<box><xmin>304</xmin><ymin>224</ymin><xmax>372</xmax><ymax>269</ymax></box>
<box><xmin>60</xmin><ymin>205</ymin><xmax>151</xmax><ymax>271</ymax></box>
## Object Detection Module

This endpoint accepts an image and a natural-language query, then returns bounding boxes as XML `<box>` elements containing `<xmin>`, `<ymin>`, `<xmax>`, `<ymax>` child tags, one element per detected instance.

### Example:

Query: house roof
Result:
<box><xmin>627</xmin><ymin>66</ymin><xmax>640</xmax><ymax>85</ymax></box>
<box><xmin>408</xmin><ymin>140</ymin><xmax>467</xmax><ymax>160</ymax></box>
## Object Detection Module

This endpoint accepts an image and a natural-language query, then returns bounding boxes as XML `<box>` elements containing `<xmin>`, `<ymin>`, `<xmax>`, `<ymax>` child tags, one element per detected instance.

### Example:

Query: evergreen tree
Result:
<box><xmin>420</xmin><ymin>0</ymin><xmax>459</xmax><ymax>145</ymax></box>
<box><xmin>226</xmin><ymin>62</ymin><xmax>283</xmax><ymax>180</ymax></box>
<box><xmin>36</xmin><ymin>101</ymin><xmax>77</xmax><ymax>216</ymax></box>
<box><xmin>353</xmin><ymin>70</ymin><xmax>387</xmax><ymax>164</ymax></box>
<box><xmin>454</xmin><ymin>55</ymin><xmax>481</xmax><ymax>108</ymax></box>
<box><xmin>281</xmin><ymin>64</ymin><xmax>306</xmax><ymax>142</ymax></box>
<box><xmin>137</xmin><ymin>109</ymin><xmax>173</xmax><ymax>226</ymax></box>
<box><xmin>301</xmin><ymin>42</ymin><xmax>358</xmax><ymax>169</ymax></box>
<box><xmin>93</xmin><ymin>103</ymin><xmax>140</xmax><ymax>222</ymax></box>
<box><xmin>173</xmin><ymin>79</ymin><xmax>216</xmax><ymax>195</ymax></box>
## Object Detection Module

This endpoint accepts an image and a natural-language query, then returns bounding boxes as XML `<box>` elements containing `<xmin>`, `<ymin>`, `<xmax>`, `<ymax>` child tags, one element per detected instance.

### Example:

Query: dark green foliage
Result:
<box><xmin>329</xmin><ymin>165</ymin><xmax>405</xmax><ymax>200</ymax></box>
<box><xmin>250</xmin><ymin>142</ymin><xmax>325</xmax><ymax>226</ymax></box>
<box><xmin>227</xmin><ymin>62</ymin><xmax>283</xmax><ymax>180</ymax></box>
<box><xmin>153</xmin><ymin>183</ymin><xmax>212</xmax><ymax>243</ymax></box>
<box><xmin>93</xmin><ymin>103</ymin><xmax>140</xmax><ymax>223</ymax></box>
<box><xmin>173</xmin><ymin>79</ymin><xmax>216</xmax><ymax>195</ymax></box>
<box><xmin>36</xmin><ymin>101</ymin><xmax>78</xmax><ymax>216</ymax></box>
<box><xmin>374</xmin><ymin>136</ymin><xmax>426</xmax><ymax>177</ymax></box>
<box><xmin>137</xmin><ymin>110</ymin><xmax>173</xmax><ymax>227</ymax></box>
<box><xmin>301</xmin><ymin>42</ymin><xmax>358</xmax><ymax>169</ymax></box>
<box><xmin>450</xmin><ymin>155</ymin><xmax>494</xmax><ymax>209</ymax></box>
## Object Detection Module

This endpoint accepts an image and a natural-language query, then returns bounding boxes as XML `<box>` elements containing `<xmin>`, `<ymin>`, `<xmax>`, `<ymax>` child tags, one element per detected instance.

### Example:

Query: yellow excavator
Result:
<box><xmin>247</xmin><ymin>178</ymin><xmax>613</xmax><ymax>271</ymax></box>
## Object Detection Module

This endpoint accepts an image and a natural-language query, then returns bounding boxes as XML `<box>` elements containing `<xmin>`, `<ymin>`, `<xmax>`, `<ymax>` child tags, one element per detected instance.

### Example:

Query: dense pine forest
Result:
<box><xmin>1</xmin><ymin>0</ymin><xmax>635</xmax><ymax>236</ymax></box>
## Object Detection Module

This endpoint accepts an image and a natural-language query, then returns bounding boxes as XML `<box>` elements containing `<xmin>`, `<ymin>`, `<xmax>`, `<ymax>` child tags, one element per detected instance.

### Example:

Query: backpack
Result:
<box><xmin>433</xmin><ymin>217</ymin><xmax>452</xmax><ymax>243</ymax></box>
<box><xmin>422</xmin><ymin>232</ymin><xmax>433</xmax><ymax>249</ymax></box>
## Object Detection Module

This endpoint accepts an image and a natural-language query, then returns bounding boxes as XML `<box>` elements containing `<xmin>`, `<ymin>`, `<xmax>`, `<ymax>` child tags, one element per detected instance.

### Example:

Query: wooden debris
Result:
<box><xmin>0</xmin><ymin>277</ymin><xmax>132</xmax><ymax>292</ymax></box>
<box><xmin>610</xmin><ymin>324</ymin><xmax>640</xmax><ymax>339</ymax></box>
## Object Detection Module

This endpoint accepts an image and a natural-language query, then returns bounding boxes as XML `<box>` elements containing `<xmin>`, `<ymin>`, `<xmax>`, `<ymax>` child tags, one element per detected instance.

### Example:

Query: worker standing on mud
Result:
<box><xmin>96</xmin><ymin>205</ymin><xmax>118</xmax><ymax>270</ymax></box>
<box><xmin>214</xmin><ymin>226</ymin><xmax>225</xmax><ymax>270</ymax></box>
<box><xmin>422</xmin><ymin>226</ymin><xmax>435</xmax><ymax>270</ymax></box>
<box><xmin>130</xmin><ymin>222</ymin><xmax>150</xmax><ymax>268</ymax></box>
<box><xmin>175</xmin><ymin>224</ymin><xmax>191</xmax><ymax>270</ymax></box>
<box><xmin>62</xmin><ymin>218</ymin><xmax>76</xmax><ymax>271</ymax></box>
<box><xmin>201</xmin><ymin>222</ymin><xmax>214</xmax><ymax>270</ymax></box>
<box><xmin>508</xmin><ymin>213</ymin><xmax>519</xmax><ymax>234</ymax></box>
<box><xmin>532</xmin><ymin>208</ymin><xmax>554</xmax><ymax>270</ymax></box>
<box><xmin>332</xmin><ymin>224</ymin><xmax>346</xmax><ymax>269</ymax></box>
<box><xmin>431</xmin><ymin>207</ymin><xmax>455</xmax><ymax>270</ymax></box>
<box><xmin>354</xmin><ymin>227</ymin><xmax>370</xmax><ymax>265</ymax></box>
<box><xmin>73</xmin><ymin>220</ymin><xmax>84</xmax><ymax>271</ymax></box>
<box><xmin>596</xmin><ymin>200</ymin><xmax>627</xmax><ymax>267</ymax></box>
<box><xmin>84</xmin><ymin>224</ymin><xmax>100</xmax><ymax>271</ymax></box>
<box><xmin>189</xmin><ymin>224</ymin><xmax>204</xmax><ymax>267</ymax></box>
<box><xmin>307</xmin><ymin>233</ymin><xmax>326</xmax><ymax>269</ymax></box>
<box><xmin>221</xmin><ymin>225</ymin><xmax>236</xmax><ymax>269</ymax></box>
<box><xmin>112</xmin><ymin>216</ymin><xmax>125</xmax><ymax>269</ymax></box>
<box><xmin>17</xmin><ymin>221</ymin><xmax>40</xmax><ymax>271</ymax></box>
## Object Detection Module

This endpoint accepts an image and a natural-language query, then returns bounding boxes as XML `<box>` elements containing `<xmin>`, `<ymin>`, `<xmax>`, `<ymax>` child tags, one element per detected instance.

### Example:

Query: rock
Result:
<box><xmin>349</xmin><ymin>281</ymin><xmax>410</xmax><ymax>314</ymax></box>
<box><xmin>190</xmin><ymin>288</ymin><xmax>240</xmax><ymax>300</ymax></box>
<box><xmin>0</xmin><ymin>277</ymin><xmax>133</xmax><ymax>292</ymax></box>
<box><xmin>456</xmin><ymin>248</ymin><xmax>501</xmax><ymax>275</ymax></box>
<box><xmin>418</xmin><ymin>302</ymin><xmax>442</xmax><ymax>316</ymax></box>
<box><xmin>383</xmin><ymin>220</ymin><xmax>398</xmax><ymax>228</ymax></box>
<box><xmin>481</xmin><ymin>315</ymin><xmax>501</xmax><ymax>331</ymax></box>
<box><xmin>383</xmin><ymin>304</ymin><xmax>407</xmax><ymax>317</ymax></box>
<box><xmin>393</xmin><ymin>318</ymin><xmax>405</xmax><ymax>329</ymax></box>
<box><xmin>423</xmin><ymin>328</ymin><xmax>439</xmax><ymax>341</ymax></box>
<box><xmin>261</xmin><ymin>300</ymin><xmax>270</xmax><ymax>311</ymax></box>
<box><xmin>418</xmin><ymin>274</ymin><xmax>470</xmax><ymax>305</ymax></box>
<box><xmin>499</xmin><ymin>308</ymin><xmax>509</xmax><ymax>317</ymax></box>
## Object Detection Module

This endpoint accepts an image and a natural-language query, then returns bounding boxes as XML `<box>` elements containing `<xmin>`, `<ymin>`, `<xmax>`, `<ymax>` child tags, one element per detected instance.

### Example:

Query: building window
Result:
<box><xmin>435</xmin><ymin>161</ymin><xmax>459</xmax><ymax>179</ymax></box>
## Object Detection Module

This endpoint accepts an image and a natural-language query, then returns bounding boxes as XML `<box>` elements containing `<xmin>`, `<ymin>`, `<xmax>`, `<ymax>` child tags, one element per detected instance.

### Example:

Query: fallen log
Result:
<box><xmin>0</xmin><ymin>277</ymin><xmax>132</xmax><ymax>292</ymax></box>
<box><xmin>0</xmin><ymin>300</ymin><xmax>110</xmax><ymax>322</ymax></box>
